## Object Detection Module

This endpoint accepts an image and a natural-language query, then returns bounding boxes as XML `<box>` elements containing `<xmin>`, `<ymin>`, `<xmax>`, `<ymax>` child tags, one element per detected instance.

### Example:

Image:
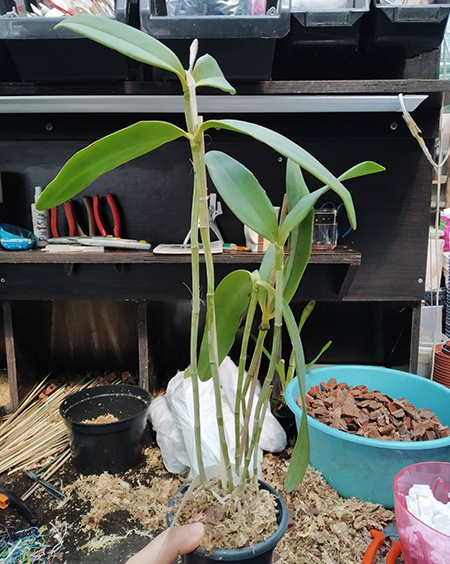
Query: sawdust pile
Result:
<box><xmin>262</xmin><ymin>454</ymin><xmax>399</xmax><ymax>564</ymax></box>
<box><xmin>0</xmin><ymin>371</ymin><xmax>10</xmax><ymax>407</ymax></box>
<box><xmin>62</xmin><ymin>450</ymin><xmax>181</xmax><ymax>534</ymax></box>
<box><xmin>176</xmin><ymin>479</ymin><xmax>278</xmax><ymax>553</ymax></box>
<box><xmin>81</xmin><ymin>414</ymin><xmax>119</xmax><ymax>424</ymax></box>
<box><xmin>142</xmin><ymin>447</ymin><xmax>165</xmax><ymax>472</ymax></box>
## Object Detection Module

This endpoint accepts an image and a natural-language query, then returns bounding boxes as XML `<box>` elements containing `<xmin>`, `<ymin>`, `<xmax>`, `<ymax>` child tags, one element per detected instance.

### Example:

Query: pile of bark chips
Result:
<box><xmin>300</xmin><ymin>378</ymin><xmax>450</xmax><ymax>441</ymax></box>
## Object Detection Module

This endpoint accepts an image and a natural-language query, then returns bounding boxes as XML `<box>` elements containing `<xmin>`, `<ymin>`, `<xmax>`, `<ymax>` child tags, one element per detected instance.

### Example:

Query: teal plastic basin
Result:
<box><xmin>285</xmin><ymin>365</ymin><xmax>450</xmax><ymax>508</ymax></box>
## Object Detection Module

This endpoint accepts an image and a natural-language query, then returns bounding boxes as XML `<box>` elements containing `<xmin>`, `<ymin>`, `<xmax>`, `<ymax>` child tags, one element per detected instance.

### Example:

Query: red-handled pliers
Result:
<box><xmin>363</xmin><ymin>523</ymin><xmax>402</xmax><ymax>564</ymax></box>
<box><xmin>93</xmin><ymin>193</ymin><xmax>121</xmax><ymax>238</ymax></box>
<box><xmin>50</xmin><ymin>197</ymin><xmax>96</xmax><ymax>238</ymax></box>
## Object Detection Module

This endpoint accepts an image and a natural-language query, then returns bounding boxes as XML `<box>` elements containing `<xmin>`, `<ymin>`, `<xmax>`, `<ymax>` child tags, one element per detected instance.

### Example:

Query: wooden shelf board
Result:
<box><xmin>0</xmin><ymin>245</ymin><xmax>361</xmax><ymax>266</ymax></box>
<box><xmin>0</xmin><ymin>80</ymin><xmax>449</xmax><ymax>97</ymax></box>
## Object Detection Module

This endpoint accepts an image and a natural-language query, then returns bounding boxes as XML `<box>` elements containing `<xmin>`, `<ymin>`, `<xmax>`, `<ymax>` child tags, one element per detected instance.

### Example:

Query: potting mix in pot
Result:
<box><xmin>303</xmin><ymin>377</ymin><xmax>450</xmax><ymax>441</ymax></box>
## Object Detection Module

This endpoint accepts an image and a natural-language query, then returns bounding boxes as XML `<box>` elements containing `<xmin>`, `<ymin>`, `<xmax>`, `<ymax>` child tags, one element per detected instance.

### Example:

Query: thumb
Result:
<box><xmin>126</xmin><ymin>523</ymin><xmax>205</xmax><ymax>564</ymax></box>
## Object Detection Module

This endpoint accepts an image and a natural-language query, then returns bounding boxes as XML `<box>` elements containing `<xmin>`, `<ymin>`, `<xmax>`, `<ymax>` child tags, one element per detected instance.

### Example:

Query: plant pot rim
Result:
<box><xmin>60</xmin><ymin>384</ymin><xmax>151</xmax><ymax>433</ymax></box>
<box><xmin>167</xmin><ymin>479</ymin><xmax>288</xmax><ymax>561</ymax></box>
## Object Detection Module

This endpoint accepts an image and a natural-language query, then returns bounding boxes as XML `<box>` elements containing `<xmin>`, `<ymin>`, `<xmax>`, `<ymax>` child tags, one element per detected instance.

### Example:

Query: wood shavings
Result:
<box><xmin>262</xmin><ymin>454</ymin><xmax>399</xmax><ymax>564</ymax></box>
<box><xmin>78</xmin><ymin>529</ymin><xmax>154</xmax><ymax>553</ymax></box>
<box><xmin>176</xmin><ymin>479</ymin><xmax>278</xmax><ymax>553</ymax></box>
<box><xmin>81</xmin><ymin>413</ymin><xmax>119</xmax><ymax>424</ymax></box>
<box><xmin>62</xmin><ymin>469</ymin><xmax>182</xmax><ymax>533</ymax></box>
<box><xmin>143</xmin><ymin>447</ymin><xmax>165</xmax><ymax>471</ymax></box>
<box><xmin>0</xmin><ymin>371</ymin><xmax>9</xmax><ymax>407</ymax></box>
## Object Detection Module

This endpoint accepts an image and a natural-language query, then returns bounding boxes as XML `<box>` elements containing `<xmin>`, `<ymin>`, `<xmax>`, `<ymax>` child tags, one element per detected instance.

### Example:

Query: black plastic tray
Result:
<box><xmin>370</xmin><ymin>0</ymin><xmax>450</xmax><ymax>51</ymax></box>
<box><xmin>0</xmin><ymin>0</ymin><xmax>130</xmax><ymax>82</ymax></box>
<box><xmin>139</xmin><ymin>0</ymin><xmax>290</xmax><ymax>80</ymax></box>
<box><xmin>273</xmin><ymin>0</ymin><xmax>370</xmax><ymax>79</ymax></box>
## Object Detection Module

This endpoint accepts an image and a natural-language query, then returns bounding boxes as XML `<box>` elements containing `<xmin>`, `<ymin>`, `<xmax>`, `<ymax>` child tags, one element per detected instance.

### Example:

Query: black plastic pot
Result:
<box><xmin>273</xmin><ymin>403</ymin><xmax>297</xmax><ymax>443</ymax></box>
<box><xmin>60</xmin><ymin>384</ymin><xmax>150</xmax><ymax>475</ymax></box>
<box><xmin>167</xmin><ymin>480</ymin><xmax>288</xmax><ymax>563</ymax></box>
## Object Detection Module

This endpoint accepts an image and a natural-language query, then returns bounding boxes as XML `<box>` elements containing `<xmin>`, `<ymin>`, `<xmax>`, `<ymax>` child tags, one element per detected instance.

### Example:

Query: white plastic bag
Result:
<box><xmin>148</xmin><ymin>396</ymin><xmax>190</xmax><ymax>474</ymax></box>
<box><xmin>219</xmin><ymin>356</ymin><xmax>287</xmax><ymax>453</ymax></box>
<box><xmin>166</xmin><ymin>370</ymin><xmax>223</xmax><ymax>476</ymax></box>
<box><xmin>152</xmin><ymin>357</ymin><xmax>287</xmax><ymax>477</ymax></box>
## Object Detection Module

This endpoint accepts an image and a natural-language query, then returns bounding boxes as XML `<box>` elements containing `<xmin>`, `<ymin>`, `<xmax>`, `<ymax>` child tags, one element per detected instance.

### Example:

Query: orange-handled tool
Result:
<box><xmin>363</xmin><ymin>522</ymin><xmax>402</xmax><ymax>564</ymax></box>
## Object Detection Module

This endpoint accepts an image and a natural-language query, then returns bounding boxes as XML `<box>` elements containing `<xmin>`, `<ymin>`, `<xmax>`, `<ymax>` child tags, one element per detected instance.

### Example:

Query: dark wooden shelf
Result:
<box><xmin>1</xmin><ymin>80</ymin><xmax>449</xmax><ymax>97</ymax></box>
<box><xmin>0</xmin><ymin>245</ymin><xmax>361</xmax><ymax>265</ymax></box>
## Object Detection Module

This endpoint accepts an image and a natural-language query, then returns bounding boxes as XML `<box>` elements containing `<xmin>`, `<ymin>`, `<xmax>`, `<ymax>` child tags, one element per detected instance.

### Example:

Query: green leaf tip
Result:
<box><xmin>54</xmin><ymin>15</ymin><xmax>185</xmax><ymax>81</ymax></box>
<box><xmin>36</xmin><ymin>121</ymin><xmax>186</xmax><ymax>210</ymax></box>
<box><xmin>205</xmin><ymin>151</ymin><xmax>279</xmax><ymax>243</ymax></box>
<box><xmin>193</xmin><ymin>54</ymin><xmax>236</xmax><ymax>95</ymax></box>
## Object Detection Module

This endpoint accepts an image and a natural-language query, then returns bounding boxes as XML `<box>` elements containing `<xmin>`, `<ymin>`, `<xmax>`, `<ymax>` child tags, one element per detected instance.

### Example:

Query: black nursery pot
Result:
<box><xmin>167</xmin><ymin>480</ymin><xmax>288</xmax><ymax>564</ymax></box>
<box><xmin>60</xmin><ymin>385</ymin><xmax>150</xmax><ymax>475</ymax></box>
<box><xmin>273</xmin><ymin>403</ymin><xmax>297</xmax><ymax>443</ymax></box>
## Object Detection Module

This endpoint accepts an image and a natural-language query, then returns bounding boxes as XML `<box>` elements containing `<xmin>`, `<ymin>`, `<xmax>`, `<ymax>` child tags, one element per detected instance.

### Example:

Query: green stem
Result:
<box><xmin>239</xmin><ymin>330</ymin><xmax>265</xmax><ymax>466</ymax></box>
<box><xmin>240</xmin><ymin>245</ymin><xmax>284</xmax><ymax>485</ymax></box>
<box><xmin>194</xmin><ymin>136</ymin><xmax>233</xmax><ymax>491</ymax></box>
<box><xmin>234</xmin><ymin>288</ymin><xmax>258</xmax><ymax>476</ymax></box>
<box><xmin>184</xmin><ymin>85</ymin><xmax>206</xmax><ymax>485</ymax></box>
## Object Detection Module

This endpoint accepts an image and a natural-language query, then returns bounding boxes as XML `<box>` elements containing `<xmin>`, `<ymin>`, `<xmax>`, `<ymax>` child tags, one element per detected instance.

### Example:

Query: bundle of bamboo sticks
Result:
<box><xmin>0</xmin><ymin>374</ymin><xmax>119</xmax><ymax>476</ymax></box>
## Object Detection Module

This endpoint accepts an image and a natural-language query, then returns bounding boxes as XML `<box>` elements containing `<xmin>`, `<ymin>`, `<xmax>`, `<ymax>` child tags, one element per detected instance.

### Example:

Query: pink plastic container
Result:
<box><xmin>394</xmin><ymin>462</ymin><xmax>450</xmax><ymax>564</ymax></box>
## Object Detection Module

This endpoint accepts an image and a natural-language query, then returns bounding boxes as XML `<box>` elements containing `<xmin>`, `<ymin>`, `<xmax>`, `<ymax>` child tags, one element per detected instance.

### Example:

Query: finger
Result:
<box><xmin>126</xmin><ymin>523</ymin><xmax>205</xmax><ymax>564</ymax></box>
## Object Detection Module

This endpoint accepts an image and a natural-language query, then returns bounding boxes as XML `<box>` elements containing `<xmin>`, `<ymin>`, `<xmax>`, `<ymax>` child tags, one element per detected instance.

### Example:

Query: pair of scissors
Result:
<box><xmin>50</xmin><ymin>193</ymin><xmax>121</xmax><ymax>239</ymax></box>
<box><xmin>363</xmin><ymin>522</ymin><xmax>402</xmax><ymax>564</ymax></box>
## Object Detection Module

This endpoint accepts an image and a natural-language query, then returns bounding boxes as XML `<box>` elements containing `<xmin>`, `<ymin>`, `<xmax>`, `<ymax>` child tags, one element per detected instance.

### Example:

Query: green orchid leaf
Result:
<box><xmin>205</xmin><ymin>151</ymin><xmax>279</xmax><ymax>243</ymax></box>
<box><xmin>37</xmin><ymin>121</ymin><xmax>187</xmax><ymax>210</ymax></box>
<box><xmin>193</xmin><ymin>54</ymin><xmax>236</xmax><ymax>94</ymax></box>
<box><xmin>201</xmin><ymin>119</ymin><xmax>357</xmax><ymax>230</ymax></box>
<box><xmin>305</xmin><ymin>340</ymin><xmax>332</xmax><ymax>371</ymax></box>
<box><xmin>280</xmin><ymin>186</ymin><xmax>329</xmax><ymax>243</ymax></box>
<box><xmin>55</xmin><ymin>15</ymin><xmax>185</xmax><ymax>80</ymax></box>
<box><xmin>339</xmin><ymin>161</ymin><xmax>386</xmax><ymax>182</ymax></box>
<box><xmin>198</xmin><ymin>270</ymin><xmax>253</xmax><ymax>382</ymax></box>
<box><xmin>257</xmin><ymin>244</ymin><xmax>275</xmax><ymax>312</ymax></box>
<box><xmin>283</xmin><ymin>161</ymin><xmax>312</xmax><ymax>304</ymax></box>
<box><xmin>283</xmin><ymin>212</ymin><xmax>313</xmax><ymax>304</ymax></box>
<box><xmin>283</xmin><ymin>300</ymin><xmax>310</xmax><ymax>492</ymax></box>
<box><xmin>286</xmin><ymin>158</ymin><xmax>309</xmax><ymax>210</ymax></box>
<box><xmin>299</xmin><ymin>300</ymin><xmax>316</xmax><ymax>332</ymax></box>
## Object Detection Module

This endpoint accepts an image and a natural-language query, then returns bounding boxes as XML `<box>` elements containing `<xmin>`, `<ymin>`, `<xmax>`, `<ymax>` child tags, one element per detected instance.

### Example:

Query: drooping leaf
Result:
<box><xmin>205</xmin><ymin>151</ymin><xmax>279</xmax><ymax>243</ymax></box>
<box><xmin>55</xmin><ymin>15</ymin><xmax>185</xmax><ymax>80</ymax></box>
<box><xmin>283</xmin><ymin>300</ymin><xmax>310</xmax><ymax>492</ymax></box>
<box><xmin>280</xmin><ymin>186</ymin><xmax>329</xmax><ymax>242</ymax></box>
<box><xmin>37</xmin><ymin>121</ymin><xmax>187</xmax><ymax>210</ymax></box>
<box><xmin>201</xmin><ymin>119</ymin><xmax>357</xmax><ymax>229</ymax></box>
<box><xmin>305</xmin><ymin>340</ymin><xmax>332</xmax><ymax>371</ymax></box>
<box><xmin>193</xmin><ymin>54</ymin><xmax>236</xmax><ymax>95</ymax></box>
<box><xmin>198</xmin><ymin>270</ymin><xmax>253</xmax><ymax>382</ymax></box>
<box><xmin>282</xmin><ymin>161</ymin><xmax>385</xmax><ymax>303</ymax></box>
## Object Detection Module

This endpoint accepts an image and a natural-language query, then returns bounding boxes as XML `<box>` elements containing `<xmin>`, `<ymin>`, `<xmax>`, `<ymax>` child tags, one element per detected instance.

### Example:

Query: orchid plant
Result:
<box><xmin>37</xmin><ymin>15</ymin><xmax>385</xmax><ymax>493</ymax></box>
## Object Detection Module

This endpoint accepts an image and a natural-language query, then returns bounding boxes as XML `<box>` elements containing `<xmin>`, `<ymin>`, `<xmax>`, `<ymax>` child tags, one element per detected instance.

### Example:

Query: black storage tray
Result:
<box><xmin>290</xmin><ymin>0</ymin><xmax>369</xmax><ymax>49</ymax></box>
<box><xmin>273</xmin><ymin>0</ymin><xmax>370</xmax><ymax>79</ymax></box>
<box><xmin>139</xmin><ymin>0</ymin><xmax>290</xmax><ymax>80</ymax></box>
<box><xmin>370</xmin><ymin>0</ymin><xmax>450</xmax><ymax>51</ymax></box>
<box><xmin>0</xmin><ymin>0</ymin><xmax>130</xmax><ymax>82</ymax></box>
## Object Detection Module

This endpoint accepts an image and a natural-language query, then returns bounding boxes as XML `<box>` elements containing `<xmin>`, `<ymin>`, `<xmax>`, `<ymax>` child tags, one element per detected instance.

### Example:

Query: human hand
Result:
<box><xmin>126</xmin><ymin>523</ymin><xmax>205</xmax><ymax>564</ymax></box>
